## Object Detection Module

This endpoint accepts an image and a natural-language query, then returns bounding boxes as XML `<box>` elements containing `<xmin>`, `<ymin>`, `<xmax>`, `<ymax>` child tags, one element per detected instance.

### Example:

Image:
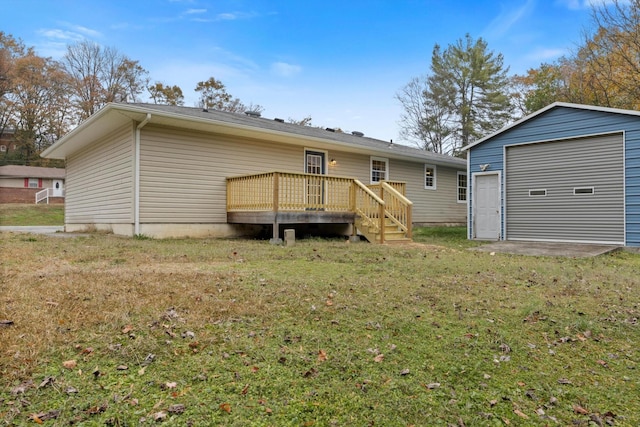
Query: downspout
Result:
<box><xmin>134</xmin><ymin>114</ymin><xmax>151</xmax><ymax>235</ymax></box>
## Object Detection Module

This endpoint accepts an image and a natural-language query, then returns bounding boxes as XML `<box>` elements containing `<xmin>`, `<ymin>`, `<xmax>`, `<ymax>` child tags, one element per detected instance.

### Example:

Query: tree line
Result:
<box><xmin>397</xmin><ymin>0</ymin><xmax>640</xmax><ymax>154</ymax></box>
<box><xmin>0</xmin><ymin>36</ymin><xmax>263</xmax><ymax>166</ymax></box>
<box><xmin>2</xmin><ymin>0</ymin><xmax>638</xmax><ymax>165</ymax></box>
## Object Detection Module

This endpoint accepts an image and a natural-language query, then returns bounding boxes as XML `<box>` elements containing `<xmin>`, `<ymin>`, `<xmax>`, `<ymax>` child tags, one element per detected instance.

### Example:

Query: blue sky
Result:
<box><xmin>4</xmin><ymin>0</ymin><xmax>602</xmax><ymax>144</ymax></box>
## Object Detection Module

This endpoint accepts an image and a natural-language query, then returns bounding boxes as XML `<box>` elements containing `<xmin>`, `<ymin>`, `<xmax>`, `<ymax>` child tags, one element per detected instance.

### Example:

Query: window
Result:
<box><xmin>529</xmin><ymin>189</ymin><xmax>547</xmax><ymax>197</ymax></box>
<box><xmin>424</xmin><ymin>164</ymin><xmax>436</xmax><ymax>189</ymax></box>
<box><xmin>457</xmin><ymin>171</ymin><xmax>467</xmax><ymax>202</ymax></box>
<box><xmin>28</xmin><ymin>178</ymin><xmax>39</xmax><ymax>188</ymax></box>
<box><xmin>574</xmin><ymin>187</ymin><xmax>594</xmax><ymax>195</ymax></box>
<box><xmin>0</xmin><ymin>145</ymin><xmax>6</xmax><ymax>152</ymax></box>
<box><xmin>370</xmin><ymin>157</ymin><xmax>388</xmax><ymax>183</ymax></box>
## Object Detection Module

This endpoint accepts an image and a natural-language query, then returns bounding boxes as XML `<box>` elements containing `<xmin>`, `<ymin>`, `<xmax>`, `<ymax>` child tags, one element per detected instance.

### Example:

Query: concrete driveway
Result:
<box><xmin>469</xmin><ymin>241</ymin><xmax>621</xmax><ymax>257</ymax></box>
<box><xmin>0</xmin><ymin>225</ymin><xmax>64</xmax><ymax>235</ymax></box>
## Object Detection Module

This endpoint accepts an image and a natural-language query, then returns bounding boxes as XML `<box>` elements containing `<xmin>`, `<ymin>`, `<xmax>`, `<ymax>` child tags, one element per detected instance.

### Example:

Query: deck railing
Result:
<box><xmin>227</xmin><ymin>171</ymin><xmax>354</xmax><ymax>212</ymax></box>
<box><xmin>226</xmin><ymin>172</ymin><xmax>412</xmax><ymax>241</ymax></box>
<box><xmin>380</xmin><ymin>182</ymin><xmax>413</xmax><ymax>238</ymax></box>
<box><xmin>35</xmin><ymin>188</ymin><xmax>50</xmax><ymax>204</ymax></box>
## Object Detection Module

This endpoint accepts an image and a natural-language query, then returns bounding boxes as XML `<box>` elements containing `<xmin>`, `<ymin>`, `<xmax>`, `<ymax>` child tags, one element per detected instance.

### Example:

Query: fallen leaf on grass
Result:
<box><xmin>423</xmin><ymin>382</ymin><xmax>441</xmax><ymax>389</ymax></box>
<box><xmin>573</xmin><ymin>404</ymin><xmax>589</xmax><ymax>414</ymax></box>
<box><xmin>38</xmin><ymin>376</ymin><xmax>55</xmax><ymax>388</ymax></box>
<box><xmin>241</xmin><ymin>384</ymin><xmax>249</xmax><ymax>395</ymax></box>
<box><xmin>168</xmin><ymin>404</ymin><xmax>185</xmax><ymax>414</ymax></box>
<box><xmin>162</xmin><ymin>381</ymin><xmax>177</xmax><ymax>389</ymax></box>
<box><xmin>596</xmin><ymin>359</ymin><xmax>608</xmax><ymax>368</ymax></box>
<box><xmin>318</xmin><ymin>349</ymin><xmax>328</xmax><ymax>362</ymax></box>
<box><xmin>153</xmin><ymin>411</ymin><xmax>167</xmax><ymax>421</ymax></box>
<box><xmin>86</xmin><ymin>403</ymin><xmax>107</xmax><ymax>415</ymax></box>
<box><xmin>121</xmin><ymin>325</ymin><xmax>134</xmax><ymax>334</ymax></box>
<box><xmin>220</xmin><ymin>402</ymin><xmax>231</xmax><ymax>413</ymax></box>
<box><xmin>10</xmin><ymin>380</ymin><xmax>34</xmax><ymax>395</ymax></box>
<box><xmin>63</xmin><ymin>360</ymin><xmax>77</xmax><ymax>369</ymax></box>
<box><xmin>514</xmin><ymin>409</ymin><xmax>528</xmax><ymax>419</ymax></box>
<box><xmin>303</xmin><ymin>368</ymin><xmax>318</xmax><ymax>378</ymax></box>
<box><xmin>373</xmin><ymin>354</ymin><xmax>385</xmax><ymax>363</ymax></box>
<box><xmin>558</xmin><ymin>378</ymin><xmax>572</xmax><ymax>384</ymax></box>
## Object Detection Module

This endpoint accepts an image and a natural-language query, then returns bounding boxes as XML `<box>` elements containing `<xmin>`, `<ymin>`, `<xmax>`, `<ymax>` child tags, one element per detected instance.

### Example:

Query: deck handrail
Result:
<box><xmin>352</xmin><ymin>179</ymin><xmax>386</xmax><ymax>242</ymax></box>
<box><xmin>35</xmin><ymin>188</ymin><xmax>50</xmax><ymax>204</ymax></box>
<box><xmin>380</xmin><ymin>181</ymin><xmax>413</xmax><ymax>238</ymax></box>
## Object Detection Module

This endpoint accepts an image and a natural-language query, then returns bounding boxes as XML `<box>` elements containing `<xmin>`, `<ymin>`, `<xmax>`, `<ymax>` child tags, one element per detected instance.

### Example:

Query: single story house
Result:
<box><xmin>0</xmin><ymin>165</ymin><xmax>65</xmax><ymax>204</ymax></box>
<box><xmin>42</xmin><ymin>103</ymin><xmax>467</xmax><ymax>241</ymax></box>
<box><xmin>463</xmin><ymin>102</ymin><xmax>640</xmax><ymax>247</ymax></box>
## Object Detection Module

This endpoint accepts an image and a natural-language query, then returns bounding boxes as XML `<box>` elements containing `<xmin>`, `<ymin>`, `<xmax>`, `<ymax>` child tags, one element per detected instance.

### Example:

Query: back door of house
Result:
<box><xmin>473</xmin><ymin>173</ymin><xmax>500</xmax><ymax>240</ymax></box>
<box><xmin>305</xmin><ymin>150</ymin><xmax>326</xmax><ymax>208</ymax></box>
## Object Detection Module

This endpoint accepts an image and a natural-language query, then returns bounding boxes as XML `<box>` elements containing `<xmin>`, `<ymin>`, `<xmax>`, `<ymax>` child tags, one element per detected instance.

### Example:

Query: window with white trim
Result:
<box><xmin>424</xmin><ymin>164</ymin><xmax>436</xmax><ymax>189</ymax></box>
<box><xmin>370</xmin><ymin>157</ymin><xmax>388</xmax><ymax>183</ymax></box>
<box><xmin>457</xmin><ymin>171</ymin><xmax>467</xmax><ymax>202</ymax></box>
<box><xmin>28</xmin><ymin>178</ymin><xmax>39</xmax><ymax>188</ymax></box>
<box><xmin>0</xmin><ymin>145</ymin><xmax>6</xmax><ymax>152</ymax></box>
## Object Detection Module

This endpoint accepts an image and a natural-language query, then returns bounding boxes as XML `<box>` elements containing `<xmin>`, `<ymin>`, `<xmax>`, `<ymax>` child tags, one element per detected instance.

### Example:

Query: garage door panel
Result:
<box><xmin>506</xmin><ymin>134</ymin><xmax>624</xmax><ymax>244</ymax></box>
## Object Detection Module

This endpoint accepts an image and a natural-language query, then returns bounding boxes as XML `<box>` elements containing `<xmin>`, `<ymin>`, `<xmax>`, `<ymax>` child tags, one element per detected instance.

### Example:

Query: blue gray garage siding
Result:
<box><xmin>466</xmin><ymin>104</ymin><xmax>640</xmax><ymax>247</ymax></box>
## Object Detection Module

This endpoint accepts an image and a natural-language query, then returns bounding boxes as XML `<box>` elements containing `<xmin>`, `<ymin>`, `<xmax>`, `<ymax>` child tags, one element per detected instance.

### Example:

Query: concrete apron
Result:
<box><xmin>469</xmin><ymin>241</ymin><xmax>621</xmax><ymax>258</ymax></box>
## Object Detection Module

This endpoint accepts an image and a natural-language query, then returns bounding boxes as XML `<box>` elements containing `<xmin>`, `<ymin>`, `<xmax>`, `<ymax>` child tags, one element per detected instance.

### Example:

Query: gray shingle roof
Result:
<box><xmin>125</xmin><ymin>103</ymin><xmax>465</xmax><ymax>167</ymax></box>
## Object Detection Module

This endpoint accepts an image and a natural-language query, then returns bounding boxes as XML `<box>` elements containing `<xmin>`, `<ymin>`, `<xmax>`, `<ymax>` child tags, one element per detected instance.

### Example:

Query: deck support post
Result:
<box><xmin>270</xmin><ymin>173</ymin><xmax>283</xmax><ymax>244</ymax></box>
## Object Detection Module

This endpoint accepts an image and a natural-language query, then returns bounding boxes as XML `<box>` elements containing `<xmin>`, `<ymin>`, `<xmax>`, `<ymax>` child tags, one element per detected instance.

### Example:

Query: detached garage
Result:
<box><xmin>463</xmin><ymin>102</ymin><xmax>640</xmax><ymax>247</ymax></box>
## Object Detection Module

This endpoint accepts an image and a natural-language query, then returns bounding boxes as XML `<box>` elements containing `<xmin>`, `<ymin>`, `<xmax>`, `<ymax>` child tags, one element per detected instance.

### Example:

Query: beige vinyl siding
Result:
<box><xmin>390</xmin><ymin>159</ymin><xmax>466</xmax><ymax>223</ymax></box>
<box><xmin>139</xmin><ymin>125</ymin><xmax>465</xmax><ymax>225</ymax></box>
<box><xmin>65</xmin><ymin>124</ymin><xmax>134</xmax><ymax>223</ymax></box>
<box><xmin>139</xmin><ymin>126</ymin><xmax>306</xmax><ymax>223</ymax></box>
<box><xmin>327</xmin><ymin>152</ymin><xmax>465</xmax><ymax>223</ymax></box>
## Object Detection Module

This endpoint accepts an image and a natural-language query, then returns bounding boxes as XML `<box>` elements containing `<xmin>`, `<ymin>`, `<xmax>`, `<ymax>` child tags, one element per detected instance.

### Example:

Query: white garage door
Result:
<box><xmin>505</xmin><ymin>133</ymin><xmax>624</xmax><ymax>244</ymax></box>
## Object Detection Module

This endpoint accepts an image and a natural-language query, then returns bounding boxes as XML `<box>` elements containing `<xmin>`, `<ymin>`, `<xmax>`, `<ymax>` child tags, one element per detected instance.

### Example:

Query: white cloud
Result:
<box><xmin>217</xmin><ymin>13</ymin><xmax>238</xmax><ymax>20</ymax></box>
<box><xmin>185</xmin><ymin>8</ymin><xmax>207</xmax><ymax>15</ymax></box>
<box><xmin>271</xmin><ymin>62</ymin><xmax>302</xmax><ymax>77</ymax></box>
<box><xmin>482</xmin><ymin>0</ymin><xmax>536</xmax><ymax>39</ymax></box>
<box><xmin>525</xmin><ymin>47</ymin><xmax>569</xmax><ymax>61</ymax></box>
<box><xmin>37</xmin><ymin>22</ymin><xmax>103</xmax><ymax>44</ymax></box>
<box><xmin>558</xmin><ymin>0</ymin><xmax>628</xmax><ymax>10</ymax></box>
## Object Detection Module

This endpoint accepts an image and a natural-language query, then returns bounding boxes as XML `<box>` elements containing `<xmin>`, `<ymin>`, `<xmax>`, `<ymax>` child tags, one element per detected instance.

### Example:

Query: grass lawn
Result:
<box><xmin>0</xmin><ymin>204</ymin><xmax>64</xmax><ymax>226</ymax></box>
<box><xmin>1</xmin><ymin>229</ymin><xmax>638</xmax><ymax>425</ymax></box>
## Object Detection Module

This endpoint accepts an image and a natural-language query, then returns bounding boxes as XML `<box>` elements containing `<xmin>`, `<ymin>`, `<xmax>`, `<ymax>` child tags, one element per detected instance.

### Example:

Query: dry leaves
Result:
<box><xmin>62</xmin><ymin>360</ymin><xmax>77</xmax><ymax>369</ymax></box>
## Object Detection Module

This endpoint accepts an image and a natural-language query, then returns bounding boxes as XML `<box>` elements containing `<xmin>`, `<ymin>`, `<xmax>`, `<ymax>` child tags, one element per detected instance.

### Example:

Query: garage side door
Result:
<box><xmin>505</xmin><ymin>134</ymin><xmax>624</xmax><ymax>244</ymax></box>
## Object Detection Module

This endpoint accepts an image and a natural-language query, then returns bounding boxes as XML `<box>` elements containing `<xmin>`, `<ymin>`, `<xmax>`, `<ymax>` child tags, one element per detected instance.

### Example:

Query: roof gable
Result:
<box><xmin>463</xmin><ymin>102</ymin><xmax>640</xmax><ymax>151</ymax></box>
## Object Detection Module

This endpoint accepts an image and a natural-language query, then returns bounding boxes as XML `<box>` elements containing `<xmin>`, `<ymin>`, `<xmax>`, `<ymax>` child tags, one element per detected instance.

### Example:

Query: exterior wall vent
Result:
<box><xmin>351</xmin><ymin>131</ymin><xmax>364</xmax><ymax>137</ymax></box>
<box><xmin>274</xmin><ymin>118</ymin><xmax>285</xmax><ymax>123</ymax></box>
<box><xmin>245</xmin><ymin>111</ymin><xmax>261</xmax><ymax>118</ymax></box>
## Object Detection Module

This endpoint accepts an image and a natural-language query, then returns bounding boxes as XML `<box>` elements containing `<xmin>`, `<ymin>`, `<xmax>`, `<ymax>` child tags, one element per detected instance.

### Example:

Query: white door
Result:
<box><xmin>305</xmin><ymin>150</ymin><xmax>326</xmax><ymax>208</ymax></box>
<box><xmin>52</xmin><ymin>180</ymin><xmax>64</xmax><ymax>197</ymax></box>
<box><xmin>473</xmin><ymin>173</ymin><xmax>500</xmax><ymax>240</ymax></box>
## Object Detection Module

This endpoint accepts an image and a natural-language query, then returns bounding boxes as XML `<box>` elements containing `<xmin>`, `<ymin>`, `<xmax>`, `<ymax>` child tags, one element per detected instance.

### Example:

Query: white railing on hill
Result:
<box><xmin>35</xmin><ymin>188</ymin><xmax>50</xmax><ymax>204</ymax></box>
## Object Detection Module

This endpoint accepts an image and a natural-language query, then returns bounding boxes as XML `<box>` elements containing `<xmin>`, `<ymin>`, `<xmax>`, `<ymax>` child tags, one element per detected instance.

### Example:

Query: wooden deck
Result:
<box><xmin>226</xmin><ymin>171</ymin><xmax>413</xmax><ymax>243</ymax></box>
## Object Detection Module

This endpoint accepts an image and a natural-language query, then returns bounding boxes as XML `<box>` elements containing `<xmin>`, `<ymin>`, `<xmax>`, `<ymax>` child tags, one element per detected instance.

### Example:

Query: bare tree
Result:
<box><xmin>62</xmin><ymin>40</ymin><xmax>149</xmax><ymax>121</ymax></box>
